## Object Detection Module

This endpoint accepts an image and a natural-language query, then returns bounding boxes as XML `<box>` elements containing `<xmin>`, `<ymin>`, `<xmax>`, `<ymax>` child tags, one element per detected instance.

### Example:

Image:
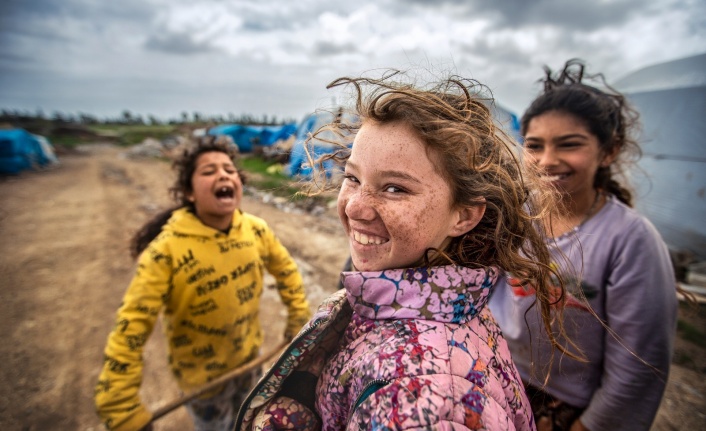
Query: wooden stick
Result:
<box><xmin>150</xmin><ymin>340</ymin><xmax>289</xmax><ymax>422</ymax></box>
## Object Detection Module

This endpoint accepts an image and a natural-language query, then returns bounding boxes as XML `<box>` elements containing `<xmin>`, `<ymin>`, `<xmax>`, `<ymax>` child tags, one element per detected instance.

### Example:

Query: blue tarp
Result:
<box><xmin>208</xmin><ymin>123</ymin><xmax>297</xmax><ymax>152</ymax></box>
<box><xmin>492</xmin><ymin>104</ymin><xmax>522</xmax><ymax>143</ymax></box>
<box><xmin>0</xmin><ymin>129</ymin><xmax>58</xmax><ymax>174</ymax></box>
<box><xmin>287</xmin><ymin>105</ymin><xmax>521</xmax><ymax>179</ymax></box>
<box><xmin>287</xmin><ymin>111</ymin><xmax>353</xmax><ymax>178</ymax></box>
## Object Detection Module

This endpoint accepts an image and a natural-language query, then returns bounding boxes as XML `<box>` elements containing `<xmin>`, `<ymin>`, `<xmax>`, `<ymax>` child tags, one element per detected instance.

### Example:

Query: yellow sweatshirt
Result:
<box><xmin>95</xmin><ymin>208</ymin><xmax>311</xmax><ymax>431</ymax></box>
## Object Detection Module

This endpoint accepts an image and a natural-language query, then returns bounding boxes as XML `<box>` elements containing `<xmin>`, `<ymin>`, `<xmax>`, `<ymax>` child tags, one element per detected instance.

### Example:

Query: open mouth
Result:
<box><xmin>352</xmin><ymin>231</ymin><xmax>388</xmax><ymax>245</ymax></box>
<box><xmin>215</xmin><ymin>186</ymin><xmax>234</xmax><ymax>199</ymax></box>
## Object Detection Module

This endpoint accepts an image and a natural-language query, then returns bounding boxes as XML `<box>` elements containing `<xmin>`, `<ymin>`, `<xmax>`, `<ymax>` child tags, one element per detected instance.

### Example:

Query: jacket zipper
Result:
<box><xmin>347</xmin><ymin>378</ymin><xmax>391</xmax><ymax>423</ymax></box>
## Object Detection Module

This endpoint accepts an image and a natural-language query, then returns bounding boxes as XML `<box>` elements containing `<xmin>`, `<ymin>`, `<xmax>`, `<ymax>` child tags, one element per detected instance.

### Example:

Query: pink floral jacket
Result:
<box><xmin>235</xmin><ymin>265</ymin><xmax>535</xmax><ymax>431</ymax></box>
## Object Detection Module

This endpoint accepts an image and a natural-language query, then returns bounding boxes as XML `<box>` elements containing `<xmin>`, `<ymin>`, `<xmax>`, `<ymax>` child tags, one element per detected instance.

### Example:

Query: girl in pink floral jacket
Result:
<box><xmin>235</xmin><ymin>72</ymin><xmax>575</xmax><ymax>431</ymax></box>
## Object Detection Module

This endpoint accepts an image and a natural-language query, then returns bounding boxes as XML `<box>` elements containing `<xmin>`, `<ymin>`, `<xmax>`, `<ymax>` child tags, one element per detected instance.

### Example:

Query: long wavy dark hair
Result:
<box><xmin>521</xmin><ymin>58</ymin><xmax>642</xmax><ymax>206</ymax></box>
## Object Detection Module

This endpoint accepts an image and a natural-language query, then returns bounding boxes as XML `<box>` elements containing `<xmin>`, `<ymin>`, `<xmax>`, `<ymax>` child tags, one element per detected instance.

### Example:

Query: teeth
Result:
<box><xmin>353</xmin><ymin>231</ymin><xmax>387</xmax><ymax>245</ymax></box>
<box><xmin>544</xmin><ymin>174</ymin><xmax>567</xmax><ymax>181</ymax></box>
<box><xmin>215</xmin><ymin>186</ymin><xmax>234</xmax><ymax>198</ymax></box>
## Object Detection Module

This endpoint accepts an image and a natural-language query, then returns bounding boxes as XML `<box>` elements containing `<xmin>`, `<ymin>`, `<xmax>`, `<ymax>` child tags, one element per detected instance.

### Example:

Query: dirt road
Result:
<box><xmin>0</xmin><ymin>144</ymin><xmax>703</xmax><ymax>430</ymax></box>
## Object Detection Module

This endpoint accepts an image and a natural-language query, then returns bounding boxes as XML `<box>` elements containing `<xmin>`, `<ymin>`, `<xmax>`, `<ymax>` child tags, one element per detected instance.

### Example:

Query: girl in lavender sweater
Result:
<box><xmin>489</xmin><ymin>60</ymin><xmax>677</xmax><ymax>431</ymax></box>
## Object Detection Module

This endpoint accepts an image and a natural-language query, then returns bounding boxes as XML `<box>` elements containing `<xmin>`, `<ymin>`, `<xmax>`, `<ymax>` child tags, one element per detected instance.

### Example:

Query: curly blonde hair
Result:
<box><xmin>308</xmin><ymin>70</ymin><xmax>576</xmax><ymax>357</ymax></box>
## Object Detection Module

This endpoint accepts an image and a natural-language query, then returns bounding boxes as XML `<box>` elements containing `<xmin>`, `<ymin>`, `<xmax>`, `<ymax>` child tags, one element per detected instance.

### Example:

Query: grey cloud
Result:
<box><xmin>684</xmin><ymin>9</ymin><xmax>706</xmax><ymax>36</ymax></box>
<box><xmin>1</xmin><ymin>0</ymin><xmax>703</xmax><ymax>122</ymax></box>
<box><xmin>0</xmin><ymin>51</ymin><xmax>35</xmax><ymax>66</ymax></box>
<box><xmin>312</xmin><ymin>40</ymin><xmax>358</xmax><ymax>56</ymax></box>
<box><xmin>455</xmin><ymin>37</ymin><xmax>529</xmax><ymax>64</ymax></box>
<box><xmin>242</xmin><ymin>19</ymin><xmax>284</xmax><ymax>32</ymax></box>
<box><xmin>236</xmin><ymin>1</ymin><xmax>356</xmax><ymax>33</ymax></box>
<box><xmin>1</xmin><ymin>24</ymin><xmax>73</xmax><ymax>43</ymax></box>
<box><xmin>144</xmin><ymin>32</ymin><xmax>220</xmax><ymax>56</ymax></box>
<box><xmin>1</xmin><ymin>0</ymin><xmax>66</xmax><ymax>19</ymax></box>
<box><xmin>505</xmin><ymin>0</ymin><xmax>642</xmax><ymax>30</ymax></box>
<box><xmin>0</xmin><ymin>0</ymin><xmax>157</xmax><ymax>54</ymax></box>
<box><xmin>2</xmin><ymin>0</ymin><xmax>155</xmax><ymax>24</ymax></box>
<box><xmin>239</xmin><ymin>12</ymin><xmax>298</xmax><ymax>32</ymax></box>
<box><xmin>406</xmin><ymin>0</ymin><xmax>643</xmax><ymax>31</ymax></box>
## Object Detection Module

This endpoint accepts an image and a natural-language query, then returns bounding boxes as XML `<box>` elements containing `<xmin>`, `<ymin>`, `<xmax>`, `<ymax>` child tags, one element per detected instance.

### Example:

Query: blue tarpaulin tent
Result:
<box><xmin>492</xmin><ymin>104</ymin><xmax>522</xmax><ymax>143</ymax></box>
<box><xmin>287</xmin><ymin>111</ymin><xmax>344</xmax><ymax>178</ymax></box>
<box><xmin>208</xmin><ymin>123</ymin><xmax>297</xmax><ymax>153</ymax></box>
<box><xmin>287</xmin><ymin>104</ymin><xmax>521</xmax><ymax>179</ymax></box>
<box><xmin>0</xmin><ymin>129</ymin><xmax>58</xmax><ymax>174</ymax></box>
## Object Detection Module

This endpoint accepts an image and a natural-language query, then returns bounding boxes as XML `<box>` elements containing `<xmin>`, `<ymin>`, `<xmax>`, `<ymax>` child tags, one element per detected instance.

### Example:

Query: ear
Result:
<box><xmin>600</xmin><ymin>146</ymin><xmax>619</xmax><ymax>168</ymax></box>
<box><xmin>449</xmin><ymin>202</ymin><xmax>486</xmax><ymax>237</ymax></box>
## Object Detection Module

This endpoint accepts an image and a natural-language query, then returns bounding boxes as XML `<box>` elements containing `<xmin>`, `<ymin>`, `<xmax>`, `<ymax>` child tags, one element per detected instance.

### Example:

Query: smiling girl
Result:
<box><xmin>235</xmin><ymin>72</ymin><xmax>573</xmax><ymax>431</ymax></box>
<box><xmin>94</xmin><ymin>137</ymin><xmax>311</xmax><ymax>431</ymax></box>
<box><xmin>489</xmin><ymin>60</ymin><xmax>677</xmax><ymax>431</ymax></box>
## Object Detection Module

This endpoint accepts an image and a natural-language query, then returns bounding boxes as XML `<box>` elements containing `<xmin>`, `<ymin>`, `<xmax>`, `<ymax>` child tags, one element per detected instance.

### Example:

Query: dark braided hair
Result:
<box><xmin>521</xmin><ymin>59</ymin><xmax>642</xmax><ymax>206</ymax></box>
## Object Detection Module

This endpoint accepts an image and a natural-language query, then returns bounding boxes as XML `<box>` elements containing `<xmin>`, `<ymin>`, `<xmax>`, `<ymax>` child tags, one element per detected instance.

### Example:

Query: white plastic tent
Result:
<box><xmin>613</xmin><ymin>53</ymin><xmax>706</xmax><ymax>259</ymax></box>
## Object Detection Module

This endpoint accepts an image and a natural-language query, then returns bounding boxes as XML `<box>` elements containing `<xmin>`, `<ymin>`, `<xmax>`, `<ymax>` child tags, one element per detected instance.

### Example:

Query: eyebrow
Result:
<box><xmin>346</xmin><ymin>160</ymin><xmax>422</xmax><ymax>184</ymax></box>
<box><xmin>196</xmin><ymin>162</ymin><xmax>234</xmax><ymax>170</ymax></box>
<box><xmin>525</xmin><ymin>133</ymin><xmax>590</xmax><ymax>142</ymax></box>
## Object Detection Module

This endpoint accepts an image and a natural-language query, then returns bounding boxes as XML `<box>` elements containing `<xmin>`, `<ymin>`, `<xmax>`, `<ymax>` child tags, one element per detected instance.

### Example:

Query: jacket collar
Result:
<box><xmin>341</xmin><ymin>265</ymin><xmax>498</xmax><ymax>324</ymax></box>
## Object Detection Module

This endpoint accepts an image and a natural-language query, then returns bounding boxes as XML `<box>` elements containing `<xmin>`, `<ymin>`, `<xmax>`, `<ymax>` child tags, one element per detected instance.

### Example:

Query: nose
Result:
<box><xmin>536</xmin><ymin>147</ymin><xmax>559</xmax><ymax>168</ymax></box>
<box><xmin>218</xmin><ymin>166</ymin><xmax>234</xmax><ymax>179</ymax></box>
<box><xmin>342</xmin><ymin>187</ymin><xmax>377</xmax><ymax>222</ymax></box>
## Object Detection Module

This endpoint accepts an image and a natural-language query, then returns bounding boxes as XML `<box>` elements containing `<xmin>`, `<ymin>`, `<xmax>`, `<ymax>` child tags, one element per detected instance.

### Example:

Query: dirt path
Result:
<box><xmin>0</xmin><ymin>144</ymin><xmax>703</xmax><ymax>430</ymax></box>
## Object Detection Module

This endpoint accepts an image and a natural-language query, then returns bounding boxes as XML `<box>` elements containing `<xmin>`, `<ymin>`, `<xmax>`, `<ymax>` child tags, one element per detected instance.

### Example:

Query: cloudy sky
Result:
<box><xmin>1</xmin><ymin>0</ymin><xmax>705</xmax><ymax>122</ymax></box>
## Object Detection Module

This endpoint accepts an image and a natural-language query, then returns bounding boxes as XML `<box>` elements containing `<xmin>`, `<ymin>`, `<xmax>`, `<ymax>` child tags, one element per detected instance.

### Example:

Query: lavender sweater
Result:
<box><xmin>489</xmin><ymin>196</ymin><xmax>677</xmax><ymax>430</ymax></box>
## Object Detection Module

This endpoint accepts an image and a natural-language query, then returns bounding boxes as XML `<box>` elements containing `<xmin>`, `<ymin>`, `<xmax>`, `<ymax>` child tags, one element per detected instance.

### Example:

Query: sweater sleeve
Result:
<box><xmin>261</xmin><ymin>224</ymin><xmax>312</xmax><ymax>338</ymax></box>
<box><xmin>580</xmin><ymin>218</ymin><xmax>677</xmax><ymax>431</ymax></box>
<box><xmin>94</xmin><ymin>245</ymin><xmax>171</xmax><ymax>431</ymax></box>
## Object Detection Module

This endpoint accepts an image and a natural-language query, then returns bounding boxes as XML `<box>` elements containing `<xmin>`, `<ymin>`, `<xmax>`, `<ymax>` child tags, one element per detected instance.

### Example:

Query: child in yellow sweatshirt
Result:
<box><xmin>95</xmin><ymin>137</ymin><xmax>311</xmax><ymax>431</ymax></box>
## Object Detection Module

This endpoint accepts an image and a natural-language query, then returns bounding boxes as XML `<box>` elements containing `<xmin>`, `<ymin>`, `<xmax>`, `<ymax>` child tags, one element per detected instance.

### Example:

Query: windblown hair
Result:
<box><xmin>521</xmin><ymin>59</ymin><xmax>642</xmax><ymax>206</ymax></box>
<box><xmin>309</xmin><ymin>70</ymin><xmax>576</xmax><ymax>357</ymax></box>
<box><xmin>129</xmin><ymin>135</ymin><xmax>244</xmax><ymax>258</ymax></box>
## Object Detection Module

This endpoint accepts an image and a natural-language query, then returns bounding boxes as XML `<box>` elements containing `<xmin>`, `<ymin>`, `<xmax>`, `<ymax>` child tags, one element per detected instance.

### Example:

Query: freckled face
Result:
<box><xmin>188</xmin><ymin>151</ymin><xmax>243</xmax><ymax>231</ymax></box>
<box><xmin>337</xmin><ymin>121</ymin><xmax>463</xmax><ymax>271</ymax></box>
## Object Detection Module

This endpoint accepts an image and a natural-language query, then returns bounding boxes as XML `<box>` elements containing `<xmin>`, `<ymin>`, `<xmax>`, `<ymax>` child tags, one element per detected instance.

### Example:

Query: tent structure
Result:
<box><xmin>287</xmin><ymin>104</ymin><xmax>521</xmax><ymax>179</ymax></box>
<box><xmin>207</xmin><ymin>123</ymin><xmax>297</xmax><ymax>153</ymax></box>
<box><xmin>613</xmin><ymin>53</ymin><xmax>706</xmax><ymax>259</ymax></box>
<box><xmin>286</xmin><ymin>110</ymin><xmax>353</xmax><ymax>178</ymax></box>
<box><xmin>491</xmin><ymin>103</ymin><xmax>522</xmax><ymax>143</ymax></box>
<box><xmin>0</xmin><ymin>128</ymin><xmax>58</xmax><ymax>174</ymax></box>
